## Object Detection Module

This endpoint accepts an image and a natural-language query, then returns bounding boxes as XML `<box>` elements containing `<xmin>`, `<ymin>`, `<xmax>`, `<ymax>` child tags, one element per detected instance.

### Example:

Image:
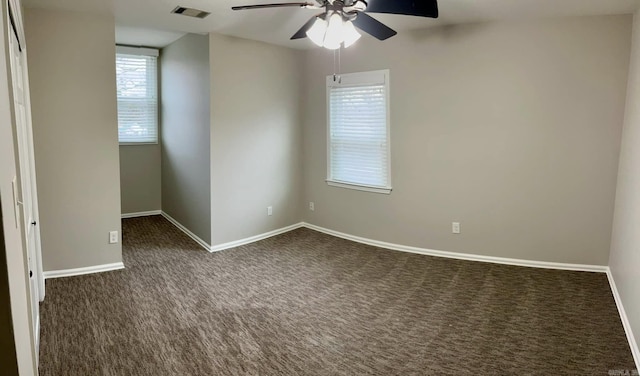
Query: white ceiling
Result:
<box><xmin>23</xmin><ymin>0</ymin><xmax>640</xmax><ymax>48</ymax></box>
<box><xmin>115</xmin><ymin>26</ymin><xmax>186</xmax><ymax>48</ymax></box>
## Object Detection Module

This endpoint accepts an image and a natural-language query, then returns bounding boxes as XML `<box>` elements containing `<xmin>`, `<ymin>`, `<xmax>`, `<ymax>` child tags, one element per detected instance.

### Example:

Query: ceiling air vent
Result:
<box><xmin>171</xmin><ymin>6</ymin><xmax>211</xmax><ymax>19</ymax></box>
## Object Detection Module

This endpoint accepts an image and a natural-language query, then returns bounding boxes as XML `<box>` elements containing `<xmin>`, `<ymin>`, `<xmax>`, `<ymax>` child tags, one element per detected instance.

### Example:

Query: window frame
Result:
<box><xmin>116</xmin><ymin>45</ymin><xmax>159</xmax><ymax>145</ymax></box>
<box><xmin>326</xmin><ymin>69</ymin><xmax>392</xmax><ymax>194</ymax></box>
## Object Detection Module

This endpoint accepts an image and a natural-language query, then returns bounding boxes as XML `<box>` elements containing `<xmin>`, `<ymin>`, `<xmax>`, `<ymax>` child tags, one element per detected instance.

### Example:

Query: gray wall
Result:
<box><xmin>209</xmin><ymin>33</ymin><xmax>303</xmax><ymax>246</ymax></box>
<box><xmin>161</xmin><ymin>34</ymin><xmax>211</xmax><ymax>244</ymax></box>
<box><xmin>120</xmin><ymin>144</ymin><xmax>161</xmax><ymax>214</ymax></box>
<box><xmin>302</xmin><ymin>15</ymin><xmax>631</xmax><ymax>265</ymax></box>
<box><xmin>610</xmin><ymin>10</ymin><xmax>640</xmax><ymax>359</ymax></box>
<box><xmin>24</xmin><ymin>8</ymin><xmax>122</xmax><ymax>270</ymax></box>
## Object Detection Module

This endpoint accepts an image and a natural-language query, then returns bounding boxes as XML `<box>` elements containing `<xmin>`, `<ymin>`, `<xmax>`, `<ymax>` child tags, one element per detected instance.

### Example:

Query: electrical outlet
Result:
<box><xmin>109</xmin><ymin>231</ymin><xmax>118</xmax><ymax>244</ymax></box>
<box><xmin>452</xmin><ymin>222</ymin><xmax>460</xmax><ymax>234</ymax></box>
<box><xmin>267</xmin><ymin>206</ymin><xmax>273</xmax><ymax>216</ymax></box>
<box><xmin>309</xmin><ymin>202</ymin><xmax>315</xmax><ymax>211</ymax></box>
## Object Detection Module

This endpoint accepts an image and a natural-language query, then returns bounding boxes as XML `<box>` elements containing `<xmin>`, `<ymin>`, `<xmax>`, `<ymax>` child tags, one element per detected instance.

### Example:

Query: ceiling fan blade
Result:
<box><xmin>364</xmin><ymin>0</ymin><xmax>438</xmax><ymax>18</ymax></box>
<box><xmin>290</xmin><ymin>13</ymin><xmax>323</xmax><ymax>39</ymax></box>
<box><xmin>291</xmin><ymin>13</ymin><xmax>325</xmax><ymax>40</ymax></box>
<box><xmin>352</xmin><ymin>12</ymin><xmax>397</xmax><ymax>41</ymax></box>
<box><xmin>232</xmin><ymin>2</ymin><xmax>316</xmax><ymax>11</ymax></box>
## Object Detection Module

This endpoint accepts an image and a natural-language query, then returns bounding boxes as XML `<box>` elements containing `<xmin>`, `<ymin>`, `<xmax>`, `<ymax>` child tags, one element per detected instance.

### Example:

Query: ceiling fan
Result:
<box><xmin>232</xmin><ymin>0</ymin><xmax>439</xmax><ymax>49</ymax></box>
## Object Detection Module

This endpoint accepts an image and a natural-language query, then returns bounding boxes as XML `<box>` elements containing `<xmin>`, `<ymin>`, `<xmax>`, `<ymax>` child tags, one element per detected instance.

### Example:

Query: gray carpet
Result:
<box><xmin>39</xmin><ymin>216</ymin><xmax>636</xmax><ymax>375</ymax></box>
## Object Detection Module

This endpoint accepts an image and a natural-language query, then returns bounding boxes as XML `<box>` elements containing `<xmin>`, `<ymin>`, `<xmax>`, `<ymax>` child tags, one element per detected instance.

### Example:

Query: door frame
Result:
<box><xmin>7</xmin><ymin>0</ymin><xmax>42</xmax><ymax>303</ymax></box>
<box><xmin>0</xmin><ymin>0</ymin><xmax>38</xmax><ymax>373</ymax></box>
<box><xmin>7</xmin><ymin>14</ymin><xmax>41</xmax><ymax>363</ymax></box>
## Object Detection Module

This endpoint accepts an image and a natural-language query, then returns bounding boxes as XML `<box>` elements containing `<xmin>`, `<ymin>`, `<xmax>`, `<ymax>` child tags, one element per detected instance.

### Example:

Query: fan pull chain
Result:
<box><xmin>333</xmin><ymin>50</ymin><xmax>337</xmax><ymax>82</ymax></box>
<box><xmin>338</xmin><ymin>47</ymin><xmax>341</xmax><ymax>81</ymax></box>
<box><xmin>332</xmin><ymin>48</ymin><xmax>342</xmax><ymax>84</ymax></box>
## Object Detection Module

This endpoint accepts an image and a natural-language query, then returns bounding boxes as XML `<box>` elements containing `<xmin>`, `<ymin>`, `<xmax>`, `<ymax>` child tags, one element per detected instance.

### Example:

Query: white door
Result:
<box><xmin>7</xmin><ymin>4</ymin><xmax>42</xmax><ymax>356</ymax></box>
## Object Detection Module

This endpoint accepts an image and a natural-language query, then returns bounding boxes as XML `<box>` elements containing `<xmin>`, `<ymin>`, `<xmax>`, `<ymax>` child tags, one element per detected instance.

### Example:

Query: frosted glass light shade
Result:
<box><xmin>323</xmin><ymin>12</ymin><xmax>343</xmax><ymax>50</ymax></box>
<box><xmin>306</xmin><ymin>17</ymin><xmax>328</xmax><ymax>47</ymax></box>
<box><xmin>342</xmin><ymin>20</ymin><xmax>361</xmax><ymax>48</ymax></box>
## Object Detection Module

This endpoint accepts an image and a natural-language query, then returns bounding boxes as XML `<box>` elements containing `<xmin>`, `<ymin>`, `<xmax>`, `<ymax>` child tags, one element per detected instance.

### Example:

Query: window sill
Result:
<box><xmin>326</xmin><ymin>180</ymin><xmax>392</xmax><ymax>194</ymax></box>
<box><xmin>119</xmin><ymin>142</ymin><xmax>158</xmax><ymax>146</ymax></box>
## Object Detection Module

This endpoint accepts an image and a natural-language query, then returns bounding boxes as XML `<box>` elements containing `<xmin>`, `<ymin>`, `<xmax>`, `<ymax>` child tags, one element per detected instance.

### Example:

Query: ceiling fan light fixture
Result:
<box><xmin>351</xmin><ymin>0</ymin><xmax>367</xmax><ymax>12</ymax></box>
<box><xmin>342</xmin><ymin>20</ymin><xmax>361</xmax><ymax>48</ymax></box>
<box><xmin>304</xmin><ymin>10</ymin><xmax>363</xmax><ymax>49</ymax></box>
<box><xmin>323</xmin><ymin>12</ymin><xmax>344</xmax><ymax>50</ymax></box>
<box><xmin>306</xmin><ymin>16</ymin><xmax>328</xmax><ymax>46</ymax></box>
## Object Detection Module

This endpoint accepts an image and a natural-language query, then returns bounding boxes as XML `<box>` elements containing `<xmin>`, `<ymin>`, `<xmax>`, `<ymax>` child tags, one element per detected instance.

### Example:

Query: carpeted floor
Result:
<box><xmin>39</xmin><ymin>216</ymin><xmax>636</xmax><ymax>375</ymax></box>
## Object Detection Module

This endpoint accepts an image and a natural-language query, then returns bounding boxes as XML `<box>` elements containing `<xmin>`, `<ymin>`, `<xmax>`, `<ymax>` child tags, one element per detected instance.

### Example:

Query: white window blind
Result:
<box><xmin>116</xmin><ymin>47</ymin><xmax>158</xmax><ymax>144</ymax></box>
<box><xmin>327</xmin><ymin>70</ymin><xmax>391</xmax><ymax>194</ymax></box>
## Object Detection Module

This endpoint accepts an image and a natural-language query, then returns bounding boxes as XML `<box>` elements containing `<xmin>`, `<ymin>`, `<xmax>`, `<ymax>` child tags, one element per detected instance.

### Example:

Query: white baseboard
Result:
<box><xmin>210</xmin><ymin>223</ymin><xmax>305</xmax><ymax>252</ymax></box>
<box><xmin>121</xmin><ymin>210</ymin><xmax>161</xmax><ymax>219</ymax></box>
<box><xmin>301</xmin><ymin>222</ymin><xmax>608</xmax><ymax>273</ymax></box>
<box><xmin>43</xmin><ymin>262</ymin><xmax>125</xmax><ymax>279</ymax></box>
<box><xmin>161</xmin><ymin>211</ymin><xmax>211</xmax><ymax>252</ymax></box>
<box><xmin>606</xmin><ymin>269</ymin><xmax>640</xmax><ymax>370</ymax></box>
<box><xmin>206</xmin><ymin>221</ymin><xmax>606</xmax><ymax>272</ymax></box>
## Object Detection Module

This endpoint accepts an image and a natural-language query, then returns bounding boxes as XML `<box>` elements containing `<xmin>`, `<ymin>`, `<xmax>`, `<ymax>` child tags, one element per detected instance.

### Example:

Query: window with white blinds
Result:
<box><xmin>327</xmin><ymin>70</ymin><xmax>391</xmax><ymax>194</ymax></box>
<box><xmin>116</xmin><ymin>46</ymin><xmax>158</xmax><ymax>144</ymax></box>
